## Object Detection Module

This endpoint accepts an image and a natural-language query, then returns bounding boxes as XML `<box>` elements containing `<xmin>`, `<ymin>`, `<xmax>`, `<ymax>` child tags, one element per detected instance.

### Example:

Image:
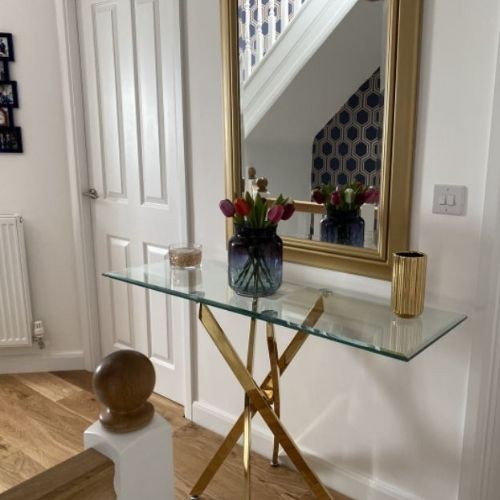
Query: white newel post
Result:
<box><xmin>84</xmin><ymin>350</ymin><xmax>175</xmax><ymax>500</ymax></box>
<box><xmin>84</xmin><ymin>415</ymin><xmax>174</xmax><ymax>500</ymax></box>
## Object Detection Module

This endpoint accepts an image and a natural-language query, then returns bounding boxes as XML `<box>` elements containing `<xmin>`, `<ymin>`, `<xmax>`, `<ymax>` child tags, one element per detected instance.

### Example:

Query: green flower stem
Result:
<box><xmin>234</xmin><ymin>259</ymin><xmax>253</xmax><ymax>286</ymax></box>
<box><xmin>234</xmin><ymin>249</ymin><xmax>274</xmax><ymax>294</ymax></box>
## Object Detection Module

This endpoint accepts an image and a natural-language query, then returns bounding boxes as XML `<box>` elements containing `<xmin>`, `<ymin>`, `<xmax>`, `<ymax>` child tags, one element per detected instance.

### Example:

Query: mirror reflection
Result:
<box><xmin>238</xmin><ymin>0</ymin><xmax>388</xmax><ymax>250</ymax></box>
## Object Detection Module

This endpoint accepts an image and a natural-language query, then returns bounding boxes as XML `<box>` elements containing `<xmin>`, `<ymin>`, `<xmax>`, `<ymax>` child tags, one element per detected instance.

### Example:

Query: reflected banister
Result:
<box><xmin>268</xmin><ymin>0</ymin><xmax>277</xmax><ymax>46</ymax></box>
<box><xmin>281</xmin><ymin>0</ymin><xmax>289</xmax><ymax>30</ymax></box>
<box><xmin>243</xmin><ymin>0</ymin><xmax>252</xmax><ymax>80</ymax></box>
<box><xmin>256</xmin><ymin>0</ymin><xmax>264</xmax><ymax>63</ymax></box>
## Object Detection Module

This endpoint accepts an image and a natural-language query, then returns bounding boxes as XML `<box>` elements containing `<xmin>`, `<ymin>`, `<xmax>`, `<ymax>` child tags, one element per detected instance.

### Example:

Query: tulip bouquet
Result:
<box><xmin>220</xmin><ymin>193</ymin><xmax>295</xmax><ymax>296</ymax></box>
<box><xmin>219</xmin><ymin>192</ymin><xmax>295</xmax><ymax>228</ymax></box>
<box><xmin>311</xmin><ymin>183</ymin><xmax>379</xmax><ymax>213</ymax></box>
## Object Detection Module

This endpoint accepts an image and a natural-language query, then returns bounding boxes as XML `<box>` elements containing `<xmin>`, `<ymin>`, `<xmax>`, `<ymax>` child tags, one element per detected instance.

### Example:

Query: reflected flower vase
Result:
<box><xmin>228</xmin><ymin>226</ymin><xmax>283</xmax><ymax>297</ymax></box>
<box><xmin>320</xmin><ymin>209</ymin><xmax>365</xmax><ymax>247</ymax></box>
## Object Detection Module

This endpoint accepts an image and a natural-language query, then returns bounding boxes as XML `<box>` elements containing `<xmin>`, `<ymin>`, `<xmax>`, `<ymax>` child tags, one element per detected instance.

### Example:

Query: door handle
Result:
<box><xmin>83</xmin><ymin>188</ymin><xmax>99</xmax><ymax>200</ymax></box>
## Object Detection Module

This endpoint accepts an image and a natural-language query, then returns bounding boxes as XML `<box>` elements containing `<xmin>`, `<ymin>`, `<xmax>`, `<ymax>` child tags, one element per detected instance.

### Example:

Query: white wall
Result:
<box><xmin>458</xmin><ymin>25</ymin><xmax>500</xmax><ymax>500</ymax></box>
<box><xmin>0</xmin><ymin>0</ymin><xmax>83</xmax><ymax>371</ymax></box>
<box><xmin>182</xmin><ymin>1</ymin><xmax>500</xmax><ymax>499</ymax></box>
<box><xmin>480</xmin><ymin>33</ymin><xmax>500</xmax><ymax>500</ymax></box>
<box><xmin>242</xmin><ymin>142</ymin><xmax>311</xmax><ymax>201</ymax></box>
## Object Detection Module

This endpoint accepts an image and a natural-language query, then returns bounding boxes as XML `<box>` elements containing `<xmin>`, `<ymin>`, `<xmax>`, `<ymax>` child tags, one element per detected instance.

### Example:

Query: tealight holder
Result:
<box><xmin>168</xmin><ymin>243</ymin><xmax>202</xmax><ymax>269</ymax></box>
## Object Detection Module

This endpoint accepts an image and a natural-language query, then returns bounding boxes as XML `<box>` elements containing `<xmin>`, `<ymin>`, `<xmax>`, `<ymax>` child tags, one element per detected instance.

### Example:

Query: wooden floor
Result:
<box><xmin>0</xmin><ymin>371</ymin><xmax>348</xmax><ymax>499</ymax></box>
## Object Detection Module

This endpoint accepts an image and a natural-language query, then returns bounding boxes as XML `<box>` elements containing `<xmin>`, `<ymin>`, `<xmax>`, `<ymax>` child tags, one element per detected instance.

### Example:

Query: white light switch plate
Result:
<box><xmin>432</xmin><ymin>185</ymin><xmax>467</xmax><ymax>215</ymax></box>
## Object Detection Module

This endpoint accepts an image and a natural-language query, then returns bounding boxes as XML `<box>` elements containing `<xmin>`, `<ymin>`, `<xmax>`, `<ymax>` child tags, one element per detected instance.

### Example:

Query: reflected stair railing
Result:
<box><xmin>240</xmin><ymin>0</ymin><xmax>307</xmax><ymax>83</ymax></box>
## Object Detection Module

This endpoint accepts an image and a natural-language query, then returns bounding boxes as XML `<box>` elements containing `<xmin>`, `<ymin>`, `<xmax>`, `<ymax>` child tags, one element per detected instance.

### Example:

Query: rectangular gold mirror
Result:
<box><xmin>221</xmin><ymin>0</ymin><xmax>422</xmax><ymax>280</ymax></box>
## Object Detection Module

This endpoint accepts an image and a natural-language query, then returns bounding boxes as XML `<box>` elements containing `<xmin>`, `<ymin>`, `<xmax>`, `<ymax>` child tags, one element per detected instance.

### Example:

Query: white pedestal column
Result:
<box><xmin>84</xmin><ymin>414</ymin><xmax>174</xmax><ymax>500</ymax></box>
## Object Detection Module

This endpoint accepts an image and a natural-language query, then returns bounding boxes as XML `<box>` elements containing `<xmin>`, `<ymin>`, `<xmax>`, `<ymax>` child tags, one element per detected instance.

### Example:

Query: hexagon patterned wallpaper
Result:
<box><xmin>311</xmin><ymin>68</ymin><xmax>383</xmax><ymax>189</ymax></box>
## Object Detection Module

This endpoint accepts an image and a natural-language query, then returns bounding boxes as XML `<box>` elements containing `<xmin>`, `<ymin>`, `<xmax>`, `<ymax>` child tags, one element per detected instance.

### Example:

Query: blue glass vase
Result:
<box><xmin>320</xmin><ymin>209</ymin><xmax>365</xmax><ymax>247</ymax></box>
<box><xmin>228</xmin><ymin>225</ymin><xmax>283</xmax><ymax>297</ymax></box>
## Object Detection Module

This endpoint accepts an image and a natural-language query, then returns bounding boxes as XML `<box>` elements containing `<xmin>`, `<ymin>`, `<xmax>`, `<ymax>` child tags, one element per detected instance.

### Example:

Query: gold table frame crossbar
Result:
<box><xmin>189</xmin><ymin>296</ymin><xmax>333</xmax><ymax>499</ymax></box>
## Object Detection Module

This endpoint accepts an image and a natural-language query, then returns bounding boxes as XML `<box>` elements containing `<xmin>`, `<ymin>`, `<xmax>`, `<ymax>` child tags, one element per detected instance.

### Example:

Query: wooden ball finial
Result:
<box><xmin>247</xmin><ymin>166</ymin><xmax>256</xmax><ymax>179</ymax></box>
<box><xmin>256</xmin><ymin>176</ymin><xmax>268</xmax><ymax>192</ymax></box>
<box><xmin>93</xmin><ymin>350</ymin><xmax>156</xmax><ymax>433</ymax></box>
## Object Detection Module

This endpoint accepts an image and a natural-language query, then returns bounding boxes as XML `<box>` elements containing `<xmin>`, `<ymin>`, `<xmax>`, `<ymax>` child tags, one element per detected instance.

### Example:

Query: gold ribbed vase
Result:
<box><xmin>391</xmin><ymin>251</ymin><xmax>427</xmax><ymax>318</ymax></box>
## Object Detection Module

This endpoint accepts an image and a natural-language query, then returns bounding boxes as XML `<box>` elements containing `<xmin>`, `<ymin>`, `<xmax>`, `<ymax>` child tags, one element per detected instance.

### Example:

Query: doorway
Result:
<box><xmin>57</xmin><ymin>0</ymin><xmax>191</xmax><ymax>406</ymax></box>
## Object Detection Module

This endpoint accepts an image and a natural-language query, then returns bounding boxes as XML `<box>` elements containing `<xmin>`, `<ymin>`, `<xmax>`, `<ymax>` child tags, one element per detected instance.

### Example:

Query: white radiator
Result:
<box><xmin>0</xmin><ymin>215</ymin><xmax>32</xmax><ymax>347</ymax></box>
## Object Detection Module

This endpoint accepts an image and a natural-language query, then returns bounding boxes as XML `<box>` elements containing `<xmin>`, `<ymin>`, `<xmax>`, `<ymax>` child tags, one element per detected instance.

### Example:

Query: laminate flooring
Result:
<box><xmin>0</xmin><ymin>371</ymin><xmax>349</xmax><ymax>499</ymax></box>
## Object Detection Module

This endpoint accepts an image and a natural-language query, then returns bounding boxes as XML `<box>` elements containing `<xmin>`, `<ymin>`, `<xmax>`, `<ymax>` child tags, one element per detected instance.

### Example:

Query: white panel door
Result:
<box><xmin>78</xmin><ymin>0</ymin><xmax>188</xmax><ymax>404</ymax></box>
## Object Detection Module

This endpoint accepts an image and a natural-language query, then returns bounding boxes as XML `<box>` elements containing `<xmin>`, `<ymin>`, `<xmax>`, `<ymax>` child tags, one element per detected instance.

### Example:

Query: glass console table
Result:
<box><xmin>105</xmin><ymin>260</ymin><xmax>466</xmax><ymax>500</ymax></box>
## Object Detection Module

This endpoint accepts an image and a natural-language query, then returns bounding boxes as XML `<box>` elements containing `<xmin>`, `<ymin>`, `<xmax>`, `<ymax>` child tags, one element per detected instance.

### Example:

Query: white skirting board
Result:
<box><xmin>0</xmin><ymin>350</ymin><xmax>85</xmax><ymax>374</ymax></box>
<box><xmin>192</xmin><ymin>400</ymin><xmax>420</xmax><ymax>500</ymax></box>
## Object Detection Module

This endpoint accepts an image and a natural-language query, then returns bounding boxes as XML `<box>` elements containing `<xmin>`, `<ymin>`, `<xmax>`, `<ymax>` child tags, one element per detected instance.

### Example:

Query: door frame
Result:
<box><xmin>54</xmin><ymin>0</ymin><xmax>194</xmax><ymax>418</ymax></box>
<box><xmin>55</xmin><ymin>0</ymin><xmax>101</xmax><ymax>372</ymax></box>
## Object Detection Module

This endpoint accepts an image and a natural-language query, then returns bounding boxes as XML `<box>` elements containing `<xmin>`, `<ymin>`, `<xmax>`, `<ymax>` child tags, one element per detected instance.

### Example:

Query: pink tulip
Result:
<box><xmin>331</xmin><ymin>191</ymin><xmax>341</xmax><ymax>206</ymax></box>
<box><xmin>364</xmin><ymin>188</ymin><xmax>380</xmax><ymax>204</ymax></box>
<box><xmin>219</xmin><ymin>199</ymin><xmax>235</xmax><ymax>217</ymax></box>
<box><xmin>267</xmin><ymin>204</ymin><xmax>285</xmax><ymax>224</ymax></box>
<box><xmin>281</xmin><ymin>203</ymin><xmax>295</xmax><ymax>221</ymax></box>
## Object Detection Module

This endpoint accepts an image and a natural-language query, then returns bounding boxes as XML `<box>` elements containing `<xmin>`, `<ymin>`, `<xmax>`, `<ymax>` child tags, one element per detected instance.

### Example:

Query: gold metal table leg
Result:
<box><xmin>189</xmin><ymin>296</ymin><xmax>326</xmax><ymax>499</ymax></box>
<box><xmin>243</xmin><ymin>300</ymin><xmax>257</xmax><ymax>499</ymax></box>
<box><xmin>189</xmin><ymin>331</ymin><xmax>307</xmax><ymax>499</ymax></box>
<box><xmin>189</xmin><ymin>297</ymin><xmax>323</xmax><ymax>498</ymax></box>
<box><xmin>266</xmin><ymin>322</ymin><xmax>280</xmax><ymax>466</ymax></box>
<box><xmin>193</xmin><ymin>303</ymin><xmax>333</xmax><ymax>500</ymax></box>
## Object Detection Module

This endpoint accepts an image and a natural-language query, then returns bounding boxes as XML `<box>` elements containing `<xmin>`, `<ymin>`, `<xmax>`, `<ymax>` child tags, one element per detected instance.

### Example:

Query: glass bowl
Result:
<box><xmin>168</xmin><ymin>243</ymin><xmax>202</xmax><ymax>269</ymax></box>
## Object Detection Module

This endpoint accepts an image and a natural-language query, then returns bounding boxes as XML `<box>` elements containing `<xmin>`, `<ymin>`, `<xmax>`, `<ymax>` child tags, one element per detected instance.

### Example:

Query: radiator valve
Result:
<box><xmin>33</xmin><ymin>320</ymin><xmax>46</xmax><ymax>349</ymax></box>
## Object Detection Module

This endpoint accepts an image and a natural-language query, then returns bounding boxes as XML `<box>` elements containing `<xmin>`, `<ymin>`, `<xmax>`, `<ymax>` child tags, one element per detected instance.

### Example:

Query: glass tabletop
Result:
<box><xmin>104</xmin><ymin>260</ymin><xmax>467</xmax><ymax>362</ymax></box>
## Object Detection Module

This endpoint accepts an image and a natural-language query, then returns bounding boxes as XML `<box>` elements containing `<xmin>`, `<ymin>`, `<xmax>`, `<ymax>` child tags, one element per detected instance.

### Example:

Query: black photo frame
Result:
<box><xmin>0</xmin><ymin>61</ymin><xmax>9</xmax><ymax>82</ymax></box>
<box><xmin>0</xmin><ymin>81</ymin><xmax>18</xmax><ymax>107</ymax></box>
<box><xmin>0</xmin><ymin>126</ymin><xmax>23</xmax><ymax>153</ymax></box>
<box><xmin>0</xmin><ymin>33</ymin><xmax>14</xmax><ymax>62</ymax></box>
<box><xmin>0</xmin><ymin>107</ymin><xmax>13</xmax><ymax>127</ymax></box>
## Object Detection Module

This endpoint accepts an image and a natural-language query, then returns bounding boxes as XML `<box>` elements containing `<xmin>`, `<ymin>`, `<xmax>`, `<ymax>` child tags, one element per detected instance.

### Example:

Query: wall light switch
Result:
<box><xmin>433</xmin><ymin>185</ymin><xmax>467</xmax><ymax>215</ymax></box>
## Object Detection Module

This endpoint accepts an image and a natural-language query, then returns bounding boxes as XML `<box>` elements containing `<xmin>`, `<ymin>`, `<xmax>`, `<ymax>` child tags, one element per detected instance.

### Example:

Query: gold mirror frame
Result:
<box><xmin>220</xmin><ymin>0</ymin><xmax>423</xmax><ymax>280</ymax></box>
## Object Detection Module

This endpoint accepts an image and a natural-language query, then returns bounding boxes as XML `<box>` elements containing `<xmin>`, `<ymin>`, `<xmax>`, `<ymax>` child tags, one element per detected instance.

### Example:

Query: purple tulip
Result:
<box><xmin>267</xmin><ymin>204</ymin><xmax>285</xmax><ymax>224</ymax></box>
<box><xmin>281</xmin><ymin>203</ymin><xmax>295</xmax><ymax>221</ymax></box>
<box><xmin>219</xmin><ymin>199</ymin><xmax>235</xmax><ymax>217</ymax></box>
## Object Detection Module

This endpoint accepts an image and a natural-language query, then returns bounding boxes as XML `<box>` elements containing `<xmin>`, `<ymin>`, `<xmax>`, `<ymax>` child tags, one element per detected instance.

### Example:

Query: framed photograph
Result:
<box><xmin>0</xmin><ymin>61</ymin><xmax>9</xmax><ymax>82</ymax></box>
<box><xmin>0</xmin><ymin>81</ymin><xmax>18</xmax><ymax>107</ymax></box>
<box><xmin>0</xmin><ymin>33</ymin><xmax>14</xmax><ymax>61</ymax></box>
<box><xmin>0</xmin><ymin>127</ymin><xmax>22</xmax><ymax>153</ymax></box>
<box><xmin>0</xmin><ymin>107</ymin><xmax>13</xmax><ymax>127</ymax></box>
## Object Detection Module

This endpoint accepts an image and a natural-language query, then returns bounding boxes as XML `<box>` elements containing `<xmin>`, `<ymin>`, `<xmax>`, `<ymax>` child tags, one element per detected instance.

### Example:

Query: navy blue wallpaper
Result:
<box><xmin>311</xmin><ymin>68</ymin><xmax>383</xmax><ymax>189</ymax></box>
